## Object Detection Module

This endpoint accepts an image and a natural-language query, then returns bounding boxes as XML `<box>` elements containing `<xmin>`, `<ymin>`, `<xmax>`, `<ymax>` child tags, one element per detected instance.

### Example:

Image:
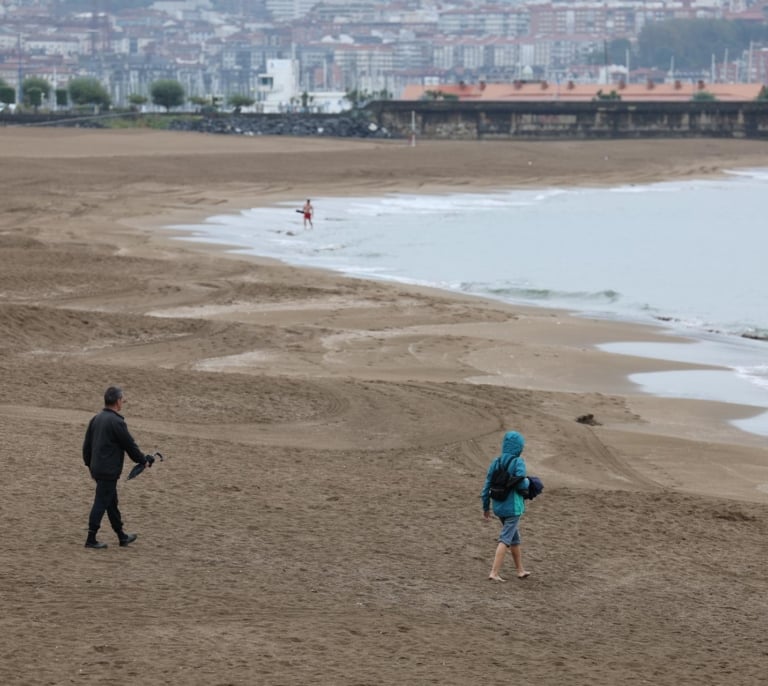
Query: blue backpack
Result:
<box><xmin>523</xmin><ymin>476</ymin><xmax>544</xmax><ymax>500</ymax></box>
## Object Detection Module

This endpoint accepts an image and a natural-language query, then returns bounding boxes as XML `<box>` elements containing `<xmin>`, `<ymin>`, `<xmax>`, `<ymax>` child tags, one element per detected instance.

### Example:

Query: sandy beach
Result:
<box><xmin>1</xmin><ymin>128</ymin><xmax>767</xmax><ymax>685</ymax></box>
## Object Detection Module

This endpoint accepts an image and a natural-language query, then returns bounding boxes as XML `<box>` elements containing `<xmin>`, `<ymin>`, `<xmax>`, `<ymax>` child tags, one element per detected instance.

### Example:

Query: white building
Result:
<box><xmin>310</xmin><ymin>91</ymin><xmax>350</xmax><ymax>113</ymax></box>
<box><xmin>256</xmin><ymin>58</ymin><xmax>352</xmax><ymax>113</ymax></box>
<box><xmin>265</xmin><ymin>0</ymin><xmax>318</xmax><ymax>22</ymax></box>
<box><xmin>257</xmin><ymin>58</ymin><xmax>298</xmax><ymax>112</ymax></box>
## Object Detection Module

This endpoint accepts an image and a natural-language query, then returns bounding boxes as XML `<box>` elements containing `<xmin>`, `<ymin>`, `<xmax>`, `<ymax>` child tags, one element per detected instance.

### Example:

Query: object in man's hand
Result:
<box><xmin>127</xmin><ymin>452</ymin><xmax>164</xmax><ymax>480</ymax></box>
<box><xmin>127</xmin><ymin>463</ymin><xmax>145</xmax><ymax>480</ymax></box>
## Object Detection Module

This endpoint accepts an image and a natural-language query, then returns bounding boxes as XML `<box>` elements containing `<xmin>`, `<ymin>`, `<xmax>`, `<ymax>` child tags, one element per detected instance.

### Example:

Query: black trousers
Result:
<box><xmin>88</xmin><ymin>479</ymin><xmax>123</xmax><ymax>535</ymax></box>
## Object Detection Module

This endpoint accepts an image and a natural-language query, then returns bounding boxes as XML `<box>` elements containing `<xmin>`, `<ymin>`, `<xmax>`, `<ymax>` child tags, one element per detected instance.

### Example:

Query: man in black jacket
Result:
<box><xmin>82</xmin><ymin>386</ymin><xmax>154</xmax><ymax>549</ymax></box>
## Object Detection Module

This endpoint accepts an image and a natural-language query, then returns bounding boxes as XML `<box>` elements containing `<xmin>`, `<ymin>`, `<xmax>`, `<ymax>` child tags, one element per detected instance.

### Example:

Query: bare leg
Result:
<box><xmin>509</xmin><ymin>544</ymin><xmax>530</xmax><ymax>578</ymax></box>
<box><xmin>489</xmin><ymin>542</ymin><xmax>508</xmax><ymax>581</ymax></box>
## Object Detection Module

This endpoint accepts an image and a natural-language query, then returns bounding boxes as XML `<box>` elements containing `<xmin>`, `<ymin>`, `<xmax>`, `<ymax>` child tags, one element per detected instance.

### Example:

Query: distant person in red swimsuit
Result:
<box><xmin>302</xmin><ymin>199</ymin><xmax>314</xmax><ymax>229</ymax></box>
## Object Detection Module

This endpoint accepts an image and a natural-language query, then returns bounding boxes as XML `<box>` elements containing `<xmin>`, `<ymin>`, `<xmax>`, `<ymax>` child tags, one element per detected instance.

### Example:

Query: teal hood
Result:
<box><xmin>501</xmin><ymin>431</ymin><xmax>525</xmax><ymax>465</ymax></box>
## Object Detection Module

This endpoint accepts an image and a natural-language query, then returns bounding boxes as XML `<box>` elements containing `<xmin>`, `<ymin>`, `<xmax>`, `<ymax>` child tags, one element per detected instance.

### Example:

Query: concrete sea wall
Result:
<box><xmin>367</xmin><ymin>101</ymin><xmax>768</xmax><ymax>140</ymax></box>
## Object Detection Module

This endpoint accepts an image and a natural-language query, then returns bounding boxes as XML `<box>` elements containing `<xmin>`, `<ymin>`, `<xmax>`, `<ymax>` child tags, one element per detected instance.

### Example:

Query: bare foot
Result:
<box><xmin>517</xmin><ymin>571</ymin><xmax>531</xmax><ymax>579</ymax></box>
<box><xmin>488</xmin><ymin>574</ymin><xmax>506</xmax><ymax>582</ymax></box>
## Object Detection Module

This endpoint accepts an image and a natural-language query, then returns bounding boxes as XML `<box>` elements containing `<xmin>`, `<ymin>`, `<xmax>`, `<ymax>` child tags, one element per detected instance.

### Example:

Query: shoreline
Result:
<box><xmin>3</xmin><ymin>130</ymin><xmax>768</xmax><ymax>686</ymax></box>
<box><xmin>155</xmin><ymin>182</ymin><xmax>768</xmax><ymax>443</ymax></box>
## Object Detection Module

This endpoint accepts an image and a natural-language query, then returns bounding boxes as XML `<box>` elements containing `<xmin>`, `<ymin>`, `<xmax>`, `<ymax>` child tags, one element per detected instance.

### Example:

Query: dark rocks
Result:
<box><xmin>741</xmin><ymin>331</ymin><xmax>768</xmax><ymax>341</ymax></box>
<box><xmin>168</xmin><ymin>113</ymin><xmax>393</xmax><ymax>139</ymax></box>
<box><xmin>2</xmin><ymin>111</ymin><xmax>393</xmax><ymax>139</ymax></box>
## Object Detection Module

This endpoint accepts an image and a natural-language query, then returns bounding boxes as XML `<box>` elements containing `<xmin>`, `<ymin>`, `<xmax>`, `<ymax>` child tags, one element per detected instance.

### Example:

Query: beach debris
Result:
<box><xmin>575</xmin><ymin>413</ymin><xmax>601</xmax><ymax>426</ymax></box>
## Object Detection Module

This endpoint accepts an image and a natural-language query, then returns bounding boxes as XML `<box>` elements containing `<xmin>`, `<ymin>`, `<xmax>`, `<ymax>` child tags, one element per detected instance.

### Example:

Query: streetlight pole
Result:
<box><xmin>17</xmin><ymin>33</ymin><xmax>23</xmax><ymax>107</ymax></box>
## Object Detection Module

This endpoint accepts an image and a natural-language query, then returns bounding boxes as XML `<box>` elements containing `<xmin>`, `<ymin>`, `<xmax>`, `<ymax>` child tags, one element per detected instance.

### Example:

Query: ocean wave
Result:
<box><xmin>173</xmin><ymin>181</ymin><xmax>768</xmax><ymax>344</ymax></box>
<box><xmin>459</xmin><ymin>282</ymin><xmax>622</xmax><ymax>304</ymax></box>
<box><xmin>645</xmin><ymin>312</ymin><xmax>768</xmax><ymax>341</ymax></box>
<box><xmin>735</xmin><ymin>364</ymin><xmax>768</xmax><ymax>391</ymax></box>
<box><xmin>313</xmin><ymin>243</ymin><xmax>348</xmax><ymax>252</ymax></box>
<box><xmin>300</xmin><ymin>189</ymin><xmax>573</xmax><ymax>218</ymax></box>
<box><xmin>725</xmin><ymin>167</ymin><xmax>768</xmax><ymax>182</ymax></box>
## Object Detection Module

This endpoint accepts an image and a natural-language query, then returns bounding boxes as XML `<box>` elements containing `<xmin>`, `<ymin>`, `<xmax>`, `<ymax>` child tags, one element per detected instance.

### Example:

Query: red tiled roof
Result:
<box><xmin>400</xmin><ymin>81</ymin><xmax>766</xmax><ymax>102</ymax></box>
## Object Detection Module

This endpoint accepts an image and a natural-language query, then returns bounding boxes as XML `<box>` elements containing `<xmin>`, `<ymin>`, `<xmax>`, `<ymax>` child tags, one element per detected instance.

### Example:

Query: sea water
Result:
<box><xmin>168</xmin><ymin>169</ymin><xmax>768</xmax><ymax>436</ymax></box>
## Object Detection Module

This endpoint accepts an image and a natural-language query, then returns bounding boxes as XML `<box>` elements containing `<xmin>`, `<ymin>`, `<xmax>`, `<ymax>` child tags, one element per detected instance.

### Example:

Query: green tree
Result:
<box><xmin>421</xmin><ymin>90</ymin><xmax>459</xmax><ymax>101</ymax></box>
<box><xmin>300</xmin><ymin>91</ymin><xmax>314</xmax><ymax>111</ymax></box>
<box><xmin>637</xmin><ymin>19</ymin><xmax>768</xmax><ymax>70</ymax></box>
<box><xmin>25</xmin><ymin>87</ymin><xmax>43</xmax><ymax>110</ymax></box>
<box><xmin>150</xmin><ymin>79</ymin><xmax>185</xmax><ymax>111</ymax></box>
<box><xmin>1</xmin><ymin>84</ymin><xmax>17</xmax><ymax>105</ymax></box>
<box><xmin>128</xmin><ymin>94</ymin><xmax>148</xmax><ymax>107</ymax></box>
<box><xmin>22</xmin><ymin>77</ymin><xmax>51</xmax><ymax>109</ymax></box>
<box><xmin>345</xmin><ymin>88</ymin><xmax>368</xmax><ymax>108</ymax></box>
<box><xmin>68</xmin><ymin>77</ymin><xmax>111</xmax><ymax>108</ymax></box>
<box><xmin>593</xmin><ymin>89</ymin><xmax>622</xmax><ymax>101</ymax></box>
<box><xmin>189</xmin><ymin>95</ymin><xmax>217</xmax><ymax>113</ymax></box>
<box><xmin>228</xmin><ymin>94</ymin><xmax>255</xmax><ymax>113</ymax></box>
<box><xmin>692</xmin><ymin>90</ymin><xmax>717</xmax><ymax>101</ymax></box>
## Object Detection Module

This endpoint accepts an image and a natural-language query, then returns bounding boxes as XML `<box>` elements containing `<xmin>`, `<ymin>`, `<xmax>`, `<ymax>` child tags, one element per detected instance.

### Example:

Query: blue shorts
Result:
<box><xmin>498</xmin><ymin>515</ymin><xmax>522</xmax><ymax>547</ymax></box>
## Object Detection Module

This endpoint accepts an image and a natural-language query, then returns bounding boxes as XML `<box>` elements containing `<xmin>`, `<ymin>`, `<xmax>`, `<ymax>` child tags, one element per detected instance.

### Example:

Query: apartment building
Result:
<box><xmin>3</xmin><ymin>0</ymin><xmax>763</xmax><ymax>109</ymax></box>
<box><xmin>438</xmin><ymin>6</ymin><xmax>530</xmax><ymax>38</ymax></box>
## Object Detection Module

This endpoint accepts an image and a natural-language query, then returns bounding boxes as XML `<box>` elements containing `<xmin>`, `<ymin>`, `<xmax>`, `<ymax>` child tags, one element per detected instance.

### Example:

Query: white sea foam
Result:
<box><xmin>172</xmin><ymin>178</ymin><xmax>768</xmax><ymax>338</ymax></box>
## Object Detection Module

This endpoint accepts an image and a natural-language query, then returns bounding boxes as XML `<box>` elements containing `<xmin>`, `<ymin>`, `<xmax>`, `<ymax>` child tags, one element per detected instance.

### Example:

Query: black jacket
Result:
<box><xmin>83</xmin><ymin>408</ymin><xmax>147</xmax><ymax>480</ymax></box>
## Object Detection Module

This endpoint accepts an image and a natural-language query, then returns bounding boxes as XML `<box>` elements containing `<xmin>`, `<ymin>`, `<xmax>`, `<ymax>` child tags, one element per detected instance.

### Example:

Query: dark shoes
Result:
<box><xmin>85</xmin><ymin>539</ymin><xmax>108</xmax><ymax>549</ymax></box>
<box><xmin>118</xmin><ymin>533</ymin><xmax>138</xmax><ymax>547</ymax></box>
<box><xmin>85</xmin><ymin>533</ymin><xmax>137</xmax><ymax>548</ymax></box>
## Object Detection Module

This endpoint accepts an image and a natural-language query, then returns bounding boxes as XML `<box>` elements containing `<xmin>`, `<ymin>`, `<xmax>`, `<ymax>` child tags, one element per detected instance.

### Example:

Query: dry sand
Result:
<box><xmin>1</xmin><ymin>129</ymin><xmax>767</xmax><ymax>685</ymax></box>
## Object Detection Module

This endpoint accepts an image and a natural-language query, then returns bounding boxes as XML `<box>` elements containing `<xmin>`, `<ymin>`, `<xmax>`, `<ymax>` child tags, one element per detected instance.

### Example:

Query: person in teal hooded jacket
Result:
<box><xmin>481</xmin><ymin>431</ymin><xmax>531</xmax><ymax>581</ymax></box>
